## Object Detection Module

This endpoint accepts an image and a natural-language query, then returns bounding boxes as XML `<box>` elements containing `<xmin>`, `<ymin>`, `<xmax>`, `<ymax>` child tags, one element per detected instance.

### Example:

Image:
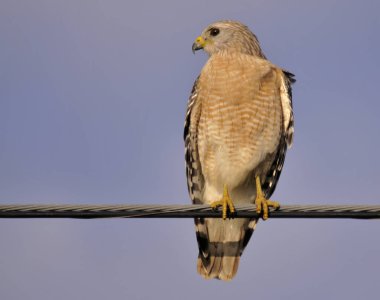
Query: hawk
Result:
<box><xmin>184</xmin><ymin>20</ymin><xmax>295</xmax><ymax>280</ymax></box>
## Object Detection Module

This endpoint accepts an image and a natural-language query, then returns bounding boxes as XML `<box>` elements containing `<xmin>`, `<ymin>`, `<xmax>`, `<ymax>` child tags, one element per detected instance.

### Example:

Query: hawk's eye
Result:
<box><xmin>209</xmin><ymin>28</ymin><xmax>220</xmax><ymax>37</ymax></box>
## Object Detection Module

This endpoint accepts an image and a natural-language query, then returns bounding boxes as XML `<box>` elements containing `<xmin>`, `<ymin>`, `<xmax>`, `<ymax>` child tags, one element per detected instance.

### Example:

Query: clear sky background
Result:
<box><xmin>1</xmin><ymin>0</ymin><xmax>379</xmax><ymax>299</ymax></box>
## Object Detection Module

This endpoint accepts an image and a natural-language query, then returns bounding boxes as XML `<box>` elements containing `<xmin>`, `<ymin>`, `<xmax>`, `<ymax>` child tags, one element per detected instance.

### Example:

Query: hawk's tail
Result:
<box><xmin>195</xmin><ymin>217</ymin><xmax>257</xmax><ymax>281</ymax></box>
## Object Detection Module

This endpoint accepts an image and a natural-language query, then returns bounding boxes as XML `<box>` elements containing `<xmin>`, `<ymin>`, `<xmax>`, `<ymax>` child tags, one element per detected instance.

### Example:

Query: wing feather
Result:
<box><xmin>262</xmin><ymin>70</ymin><xmax>295</xmax><ymax>198</ymax></box>
<box><xmin>281</xmin><ymin>70</ymin><xmax>295</xmax><ymax>147</ymax></box>
<box><xmin>184</xmin><ymin>77</ymin><xmax>204</xmax><ymax>205</ymax></box>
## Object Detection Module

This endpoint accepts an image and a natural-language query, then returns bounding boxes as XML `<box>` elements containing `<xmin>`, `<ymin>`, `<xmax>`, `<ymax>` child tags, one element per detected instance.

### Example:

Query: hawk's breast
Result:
<box><xmin>196</xmin><ymin>53</ymin><xmax>283</xmax><ymax>191</ymax></box>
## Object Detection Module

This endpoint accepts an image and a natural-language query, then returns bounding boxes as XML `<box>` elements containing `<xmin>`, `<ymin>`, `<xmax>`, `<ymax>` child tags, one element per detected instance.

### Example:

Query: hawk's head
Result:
<box><xmin>192</xmin><ymin>20</ymin><xmax>265</xmax><ymax>57</ymax></box>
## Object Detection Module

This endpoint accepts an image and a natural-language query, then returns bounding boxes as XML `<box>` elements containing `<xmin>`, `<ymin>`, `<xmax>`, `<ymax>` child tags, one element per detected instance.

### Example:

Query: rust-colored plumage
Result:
<box><xmin>185</xmin><ymin>20</ymin><xmax>295</xmax><ymax>280</ymax></box>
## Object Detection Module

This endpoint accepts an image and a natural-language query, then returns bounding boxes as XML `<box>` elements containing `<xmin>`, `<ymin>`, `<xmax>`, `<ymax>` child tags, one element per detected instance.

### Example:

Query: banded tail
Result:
<box><xmin>195</xmin><ymin>217</ymin><xmax>257</xmax><ymax>281</ymax></box>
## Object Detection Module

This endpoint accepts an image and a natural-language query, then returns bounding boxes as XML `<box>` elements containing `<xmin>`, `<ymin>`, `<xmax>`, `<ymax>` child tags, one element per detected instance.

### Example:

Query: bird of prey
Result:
<box><xmin>184</xmin><ymin>20</ymin><xmax>295</xmax><ymax>280</ymax></box>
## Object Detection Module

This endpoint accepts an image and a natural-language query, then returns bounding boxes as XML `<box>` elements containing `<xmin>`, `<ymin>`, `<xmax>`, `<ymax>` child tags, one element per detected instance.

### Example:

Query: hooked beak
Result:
<box><xmin>192</xmin><ymin>36</ymin><xmax>206</xmax><ymax>54</ymax></box>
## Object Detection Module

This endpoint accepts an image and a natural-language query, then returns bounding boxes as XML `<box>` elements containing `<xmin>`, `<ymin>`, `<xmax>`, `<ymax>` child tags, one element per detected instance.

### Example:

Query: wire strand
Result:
<box><xmin>0</xmin><ymin>204</ymin><xmax>379</xmax><ymax>219</ymax></box>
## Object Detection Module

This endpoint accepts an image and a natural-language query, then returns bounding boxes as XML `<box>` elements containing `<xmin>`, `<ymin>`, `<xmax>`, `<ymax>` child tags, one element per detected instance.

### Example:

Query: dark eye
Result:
<box><xmin>209</xmin><ymin>28</ymin><xmax>220</xmax><ymax>36</ymax></box>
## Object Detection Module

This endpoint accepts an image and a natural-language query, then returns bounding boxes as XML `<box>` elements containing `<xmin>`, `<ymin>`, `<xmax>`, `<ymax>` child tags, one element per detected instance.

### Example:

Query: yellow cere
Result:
<box><xmin>195</xmin><ymin>36</ymin><xmax>206</xmax><ymax>46</ymax></box>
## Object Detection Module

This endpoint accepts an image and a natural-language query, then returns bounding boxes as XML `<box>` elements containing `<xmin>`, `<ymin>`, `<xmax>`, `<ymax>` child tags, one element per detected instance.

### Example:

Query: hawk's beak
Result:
<box><xmin>192</xmin><ymin>36</ymin><xmax>206</xmax><ymax>54</ymax></box>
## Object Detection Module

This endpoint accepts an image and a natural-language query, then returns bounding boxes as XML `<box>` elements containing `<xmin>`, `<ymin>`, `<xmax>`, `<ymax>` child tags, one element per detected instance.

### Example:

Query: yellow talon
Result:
<box><xmin>210</xmin><ymin>184</ymin><xmax>235</xmax><ymax>220</ymax></box>
<box><xmin>255</xmin><ymin>176</ymin><xmax>280</xmax><ymax>220</ymax></box>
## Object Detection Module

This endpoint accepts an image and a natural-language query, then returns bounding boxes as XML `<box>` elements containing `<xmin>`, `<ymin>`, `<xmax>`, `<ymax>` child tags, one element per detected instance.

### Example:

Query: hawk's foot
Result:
<box><xmin>255</xmin><ymin>176</ymin><xmax>280</xmax><ymax>220</ymax></box>
<box><xmin>210</xmin><ymin>184</ymin><xmax>235</xmax><ymax>220</ymax></box>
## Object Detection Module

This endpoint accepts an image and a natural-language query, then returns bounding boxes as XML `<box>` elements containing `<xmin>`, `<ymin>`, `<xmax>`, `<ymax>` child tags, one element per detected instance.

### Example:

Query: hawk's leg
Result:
<box><xmin>255</xmin><ymin>176</ymin><xmax>280</xmax><ymax>220</ymax></box>
<box><xmin>210</xmin><ymin>184</ymin><xmax>235</xmax><ymax>220</ymax></box>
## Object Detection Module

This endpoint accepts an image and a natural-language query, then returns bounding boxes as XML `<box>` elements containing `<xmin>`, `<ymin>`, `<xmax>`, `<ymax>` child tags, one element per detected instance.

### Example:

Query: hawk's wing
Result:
<box><xmin>262</xmin><ymin>70</ymin><xmax>295</xmax><ymax>198</ymax></box>
<box><xmin>184</xmin><ymin>77</ymin><xmax>204</xmax><ymax>205</ymax></box>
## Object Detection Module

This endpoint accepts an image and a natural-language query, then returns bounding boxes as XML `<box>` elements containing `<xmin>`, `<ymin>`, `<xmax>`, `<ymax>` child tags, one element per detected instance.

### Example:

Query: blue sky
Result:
<box><xmin>1</xmin><ymin>0</ymin><xmax>379</xmax><ymax>299</ymax></box>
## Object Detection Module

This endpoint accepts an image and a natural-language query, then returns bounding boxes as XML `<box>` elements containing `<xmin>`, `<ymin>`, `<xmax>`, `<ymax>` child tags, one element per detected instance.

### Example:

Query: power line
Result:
<box><xmin>0</xmin><ymin>204</ymin><xmax>379</xmax><ymax>219</ymax></box>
